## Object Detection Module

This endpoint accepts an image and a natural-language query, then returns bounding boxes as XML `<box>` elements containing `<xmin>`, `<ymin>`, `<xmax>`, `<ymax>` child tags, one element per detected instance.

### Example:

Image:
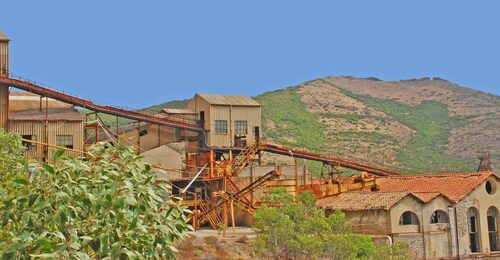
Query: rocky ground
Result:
<box><xmin>175</xmin><ymin>227</ymin><xmax>255</xmax><ymax>260</ymax></box>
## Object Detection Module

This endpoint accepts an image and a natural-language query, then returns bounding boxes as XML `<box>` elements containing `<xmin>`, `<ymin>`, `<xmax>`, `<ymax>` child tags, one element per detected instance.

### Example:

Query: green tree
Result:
<box><xmin>252</xmin><ymin>189</ymin><xmax>378</xmax><ymax>259</ymax></box>
<box><xmin>0</xmin><ymin>129</ymin><xmax>26</xmax><ymax>247</ymax></box>
<box><xmin>0</xmin><ymin>140</ymin><xmax>192</xmax><ymax>259</ymax></box>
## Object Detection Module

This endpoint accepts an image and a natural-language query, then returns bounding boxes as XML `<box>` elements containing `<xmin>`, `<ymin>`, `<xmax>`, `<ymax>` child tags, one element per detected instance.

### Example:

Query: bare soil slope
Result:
<box><xmin>256</xmin><ymin>77</ymin><xmax>500</xmax><ymax>174</ymax></box>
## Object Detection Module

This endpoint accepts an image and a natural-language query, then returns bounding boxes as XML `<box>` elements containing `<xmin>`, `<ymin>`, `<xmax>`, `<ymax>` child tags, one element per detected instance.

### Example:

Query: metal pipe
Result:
<box><xmin>420</xmin><ymin>205</ymin><xmax>427</xmax><ymax>259</ymax></box>
<box><xmin>386</xmin><ymin>235</ymin><xmax>393</xmax><ymax>260</ymax></box>
<box><xmin>448</xmin><ymin>206</ymin><xmax>459</xmax><ymax>258</ymax></box>
<box><xmin>181</xmin><ymin>163</ymin><xmax>208</xmax><ymax>193</ymax></box>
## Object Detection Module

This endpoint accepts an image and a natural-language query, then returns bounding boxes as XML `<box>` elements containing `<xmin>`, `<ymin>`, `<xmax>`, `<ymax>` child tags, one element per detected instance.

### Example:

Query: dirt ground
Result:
<box><xmin>175</xmin><ymin>227</ymin><xmax>256</xmax><ymax>259</ymax></box>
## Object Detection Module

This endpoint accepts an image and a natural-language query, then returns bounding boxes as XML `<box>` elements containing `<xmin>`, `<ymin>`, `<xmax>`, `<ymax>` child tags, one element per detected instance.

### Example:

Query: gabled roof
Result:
<box><xmin>161</xmin><ymin>108</ymin><xmax>196</xmax><ymax>115</ymax></box>
<box><xmin>317</xmin><ymin>191</ymin><xmax>414</xmax><ymax>211</ymax></box>
<box><xmin>378</xmin><ymin>172</ymin><xmax>495</xmax><ymax>203</ymax></box>
<box><xmin>0</xmin><ymin>31</ymin><xmax>9</xmax><ymax>41</ymax></box>
<box><xmin>8</xmin><ymin>92</ymin><xmax>83</xmax><ymax>121</ymax></box>
<box><xmin>196</xmin><ymin>93</ymin><xmax>260</xmax><ymax>107</ymax></box>
<box><xmin>9</xmin><ymin>108</ymin><xmax>83</xmax><ymax>121</ymax></box>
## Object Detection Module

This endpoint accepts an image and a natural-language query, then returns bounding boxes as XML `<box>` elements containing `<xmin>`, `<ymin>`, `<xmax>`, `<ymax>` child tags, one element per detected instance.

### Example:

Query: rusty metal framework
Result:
<box><xmin>477</xmin><ymin>151</ymin><xmax>493</xmax><ymax>172</ymax></box>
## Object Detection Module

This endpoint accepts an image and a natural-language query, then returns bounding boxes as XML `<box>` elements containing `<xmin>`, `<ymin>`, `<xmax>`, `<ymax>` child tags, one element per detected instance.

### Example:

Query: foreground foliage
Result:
<box><xmin>251</xmin><ymin>189</ymin><xmax>376</xmax><ymax>259</ymax></box>
<box><xmin>0</xmin><ymin>128</ymin><xmax>25</xmax><ymax>195</ymax></box>
<box><xmin>0</xmin><ymin>137</ymin><xmax>191</xmax><ymax>259</ymax></box>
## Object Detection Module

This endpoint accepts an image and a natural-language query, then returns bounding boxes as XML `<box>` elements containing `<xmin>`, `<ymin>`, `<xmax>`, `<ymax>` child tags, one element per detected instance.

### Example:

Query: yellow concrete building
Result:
<box><xmin>318</xmin><ymin>172</ymin><xmax>500</xmax><ymax>259</ymax></box>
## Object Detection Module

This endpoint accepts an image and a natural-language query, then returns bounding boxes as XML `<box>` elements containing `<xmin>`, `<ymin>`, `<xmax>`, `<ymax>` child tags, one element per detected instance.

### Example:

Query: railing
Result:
<box><xmin>0</xmin><ymin>74</ymin><xmax>204</xmax><ymax>133</ymax></box>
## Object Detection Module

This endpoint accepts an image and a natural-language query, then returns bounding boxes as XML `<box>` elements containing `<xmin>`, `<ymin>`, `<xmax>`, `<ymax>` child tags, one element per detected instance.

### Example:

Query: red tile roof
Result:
<box><xmin>377</xmin><ymin>172</ymin><xmax>494</xmax><ymax>203</ymax></box>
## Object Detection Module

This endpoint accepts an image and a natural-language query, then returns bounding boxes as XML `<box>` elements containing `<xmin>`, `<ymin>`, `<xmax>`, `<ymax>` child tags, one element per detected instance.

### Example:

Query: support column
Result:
<box><xmin>0</xmin><ymin>31</ymin><xmax>10</xmax><ymax>130</ymax></box>
<box><xmin>0</xmin><ymin>85</ymin><xmax>7</xmax><ymax>130</ymax></box>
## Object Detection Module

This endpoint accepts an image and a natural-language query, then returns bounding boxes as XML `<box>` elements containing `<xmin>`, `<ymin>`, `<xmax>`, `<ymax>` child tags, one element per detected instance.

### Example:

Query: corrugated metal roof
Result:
<box><xmin>317</xmin><ymin>191</ymin><xmax>412</xmax><ymax>211</ymax></box>
<box><xmin>9</xmin><ymin>108</ymin><xmax>83</xmax><ymax>121</ymax></box>
<box><xmin>8</xmin><ymin>92</ymin><xmax>82</xmax><ymax>121</ymax></box>
<box><xmin>162</xmin><ymin>108</ymin><xmax>196</xmax><ymax>114</ymax></box>
<box><xmin>197</xmin><ymin>93</ymin><xmax>260</xmax><ymax>106</ymax></box>
<box><xmin>0</xmin><ymin>31</ymin><xmax>9</xmax><ymax>41</ymax></box>
<box><xmin>9</xmin><ymin>92</ymin><xmax>73</xmax><ymax>111</ymax></box>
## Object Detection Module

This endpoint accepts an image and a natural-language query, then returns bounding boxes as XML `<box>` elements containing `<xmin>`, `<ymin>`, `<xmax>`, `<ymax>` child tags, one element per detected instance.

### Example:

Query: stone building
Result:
<box><xmin>317</xmin><ymin>171</ymin><xmax>500</xmax><ymax>259</ymax></box>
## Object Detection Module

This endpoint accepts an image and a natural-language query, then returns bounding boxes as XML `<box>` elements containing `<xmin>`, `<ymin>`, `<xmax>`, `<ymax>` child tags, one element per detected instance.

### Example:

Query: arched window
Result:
<box><xmin>430</xmin><ymin>210</ymin><xmax>449</xmax><ymax>224</ymax></box>
<box><xmin>488</xmin><ymin>207</ymin><xmax>499</xmax><ymax>251</ymax></box>
<box><xmin>468</xmin><ymin>207</ymin><xmax>481</xmax><ymax>253</ymax></box>
<box><xmin>399</xmin><ymin>211</ymin><xmax>419</xmax><ymax>225</ymax></box>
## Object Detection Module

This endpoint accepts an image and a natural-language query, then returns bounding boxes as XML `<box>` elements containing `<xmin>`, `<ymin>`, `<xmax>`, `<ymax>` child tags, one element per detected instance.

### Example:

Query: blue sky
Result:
<box><xmin>1</xmin><ymin>1</ymin><xmax>499</xmax><ymax>108</ymax></box>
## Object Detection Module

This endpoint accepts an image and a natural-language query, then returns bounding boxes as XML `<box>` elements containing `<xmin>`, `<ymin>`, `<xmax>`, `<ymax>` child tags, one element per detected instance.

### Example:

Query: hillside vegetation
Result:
<box><xmin>255</xmin><ymin>77</ymin><xmax>500</xmax><ymax>174</ymax></box>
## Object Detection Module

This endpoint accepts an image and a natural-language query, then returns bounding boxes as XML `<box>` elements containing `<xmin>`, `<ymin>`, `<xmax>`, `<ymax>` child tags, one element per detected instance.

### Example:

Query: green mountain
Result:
<box><xmin>254</xmin><ymin>77</ymin><xmax>499</xmax><ymax>174</ymax></box>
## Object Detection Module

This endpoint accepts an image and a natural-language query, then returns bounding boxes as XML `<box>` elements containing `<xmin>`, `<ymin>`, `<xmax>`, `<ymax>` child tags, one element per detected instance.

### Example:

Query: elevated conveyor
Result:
<box><xmin>262</xmin><ymin>143</ymin><xmax>399</xmax><ymax>176</ymax></box>
<box><xmin>213</xmin><ymin>140</ymin><xmax>399</xmax><ymax>177</ymax></box>
<box><xmin>0</xmin><ymin>75</ymin><xmax>204</xmax><ymax>133</ymax></box>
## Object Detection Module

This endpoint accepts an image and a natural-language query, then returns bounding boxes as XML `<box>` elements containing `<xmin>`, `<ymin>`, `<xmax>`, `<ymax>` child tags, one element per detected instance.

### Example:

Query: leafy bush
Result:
<box><xmin>0</xmin><ymin>128</ymin><xmax>25</xmax><ymax>195</ymax></box>
<box><xmin>0</xmin><ymin>140</ymin><xmax>192</xmax><ymax>259</ymax></box>
<box><xmin>372</xmin><ymin>242</ymin><xmax>413</xmax><ymax>260</ymax></box>
<box><xmin>252</xmin><ymin>189</ymin><xmax>377</xmax><ymax>259</ymax></box>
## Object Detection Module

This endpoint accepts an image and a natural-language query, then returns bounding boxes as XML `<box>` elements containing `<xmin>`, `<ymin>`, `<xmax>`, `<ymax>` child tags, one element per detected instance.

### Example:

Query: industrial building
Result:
<box><xmin>185</xmin><ymin>93</ymin><xmax>261</xmax><ymax>147</ymax></box>
<box><xmin>9</xmin><ymin>92</ymin><xmax>84</xmax><ymax>161</ymax></box>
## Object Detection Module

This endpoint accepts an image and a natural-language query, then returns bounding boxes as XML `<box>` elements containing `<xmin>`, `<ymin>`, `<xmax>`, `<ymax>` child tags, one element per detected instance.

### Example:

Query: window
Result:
<box><xmin>56</xmin><ymin>135</ymin><xmax>74</xmax><ymax>149</ymax></box>
<box><xmin>468</xmin><ymin>207</ymin><xmax>481</xmax><ymax>253</ymax></box>
<box><xmin>486</xmin><ymin>180</ymin><xmax>496</xmax><ymax>195</ymax></box>
<box><xmin>139</xmin><ymin>129</ymin><xmax>148</xmax><ymax>137</ymax></box>
<box><xmin>488</xmin><ymin>207</ymin><xmax>499</xmax><ymax>251</ymax></box>
<box><xmin>215</xmin><ymin>120</ymin><xmax>227</xmax><ymax>134</ymax></box>
<box><xmin>21</xmin><ymin>135</ymin><xmax>37</xmax><ymax>151</ymax></box>
<box><xmin>234</xmin><ymin>120</ymin><xmax>247</xmax><ymax>135</ymax></box>
<box><xmin>399</xmin><ymin>211</ymin><xmax>420</xmax><ymax>225</ymax></box>
<box><xmin>430</xmin><ymin>210</ymin><xmax>449</xmax><ymax>224</ymax></box>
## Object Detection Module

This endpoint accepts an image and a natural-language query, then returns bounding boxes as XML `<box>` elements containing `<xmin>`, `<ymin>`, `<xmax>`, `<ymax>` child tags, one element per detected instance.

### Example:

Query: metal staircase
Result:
<box><xmin>231</xmin><ymin>141</ymin><xmax>260</xmax><ymax>176</ymax></box>
<box><xmin>197</xmin><ymin>170</ymin><xmax>281</xmax><ymax>227</ymax></box>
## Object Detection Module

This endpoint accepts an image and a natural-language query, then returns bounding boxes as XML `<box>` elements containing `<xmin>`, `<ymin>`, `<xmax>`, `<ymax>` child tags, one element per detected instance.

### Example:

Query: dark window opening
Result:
<box><xmin>21</xmin><ymin>135</ymin><xmax>37</xmax><ymax>151</ymax></box>
<box><xmin>430</xmin><ymin>210</ymin><xmax>449</xmax><ymax>224</ymax></box>
<box><xmin>469</xmin><ymin>208</ymin><xmax>481</xmax><ymax>253</ymax></box>
<box><xmin>486</xmin><ymin>181</ymin><xmax>495</xmax><ymax>195</ymax></box>
<box><xmin>399</xmin><ymin>211</ymin><xmax>419</xmax><ymax>225</ymax></box>
<box><xmin>488</xmin><ymin>207</ymin><xmax>499</xmax><ymax>251</ymax></box>
<box><xmin>200</xmin><ymin>111</ymin><xmax>205</xmax><ymax>128</ymax></box>
<box><xmin>139</xmin><ymin>129</ymin><xmax>148</xmax><ymax>137</ymax></box>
